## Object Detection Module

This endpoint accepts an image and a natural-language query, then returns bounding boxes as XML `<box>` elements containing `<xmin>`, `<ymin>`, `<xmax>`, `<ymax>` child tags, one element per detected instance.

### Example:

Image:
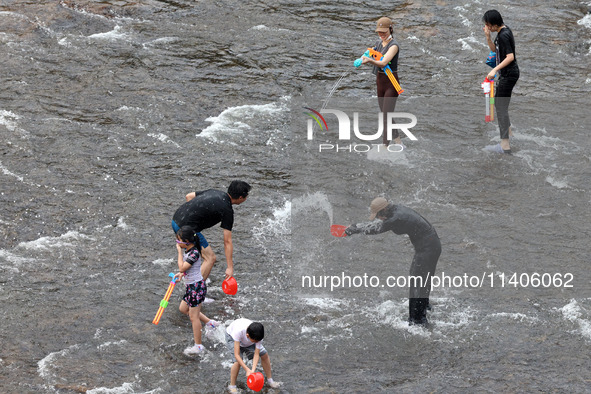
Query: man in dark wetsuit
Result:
<box><xmin>345</xmin><ymin>197</ymin><xmax>441</xmax><ymax>325</ymax></box>
<box><xmin>172</xmin><ymin>180</ymin><xmax>251</xmax><ymax>280</ymax></box>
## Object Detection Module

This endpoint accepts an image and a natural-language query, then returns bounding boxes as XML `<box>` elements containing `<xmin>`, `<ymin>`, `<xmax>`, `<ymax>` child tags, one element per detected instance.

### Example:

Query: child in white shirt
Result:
<box><xmin>225</xmin><ymin>318</ymin><xmax>281</xmax><ymax>392</ymax></box>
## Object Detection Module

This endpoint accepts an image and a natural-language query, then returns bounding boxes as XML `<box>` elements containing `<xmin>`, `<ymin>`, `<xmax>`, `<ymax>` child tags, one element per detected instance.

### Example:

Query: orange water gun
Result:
<box><xmin>152</xmin><ymin>273</ymin><xmax>179</xmax><ymax>325</ymax></box>
<box><xmin>355</xmin><ymin>48</ymin><xmax>404</xmax><ymax>94</ymax></box>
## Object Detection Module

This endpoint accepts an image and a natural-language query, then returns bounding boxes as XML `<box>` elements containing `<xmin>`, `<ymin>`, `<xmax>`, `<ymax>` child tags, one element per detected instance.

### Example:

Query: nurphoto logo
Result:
<box><xmin>304</xmin><ymin>108</ymin><xmax>418</xmax><ymax>153</ymax></box>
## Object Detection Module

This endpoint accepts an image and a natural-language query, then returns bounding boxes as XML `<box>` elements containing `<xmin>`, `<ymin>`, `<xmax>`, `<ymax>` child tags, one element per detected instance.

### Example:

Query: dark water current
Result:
<box><xmin>1</xmin><ymin>0</ymin><xmax>591</xmax><ymax>393</ymax></box>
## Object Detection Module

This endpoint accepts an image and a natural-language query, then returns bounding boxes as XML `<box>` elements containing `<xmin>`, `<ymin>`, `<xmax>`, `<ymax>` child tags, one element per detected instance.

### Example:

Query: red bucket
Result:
<box><xmin>222</xmin><ymin>277</ymin><xmax>238</xmax><ymax>295</ymax></box>
<box><xmin>247</xmin><ymin>372</ymin><xmax>264</xmax><ymax>392</ymax></box>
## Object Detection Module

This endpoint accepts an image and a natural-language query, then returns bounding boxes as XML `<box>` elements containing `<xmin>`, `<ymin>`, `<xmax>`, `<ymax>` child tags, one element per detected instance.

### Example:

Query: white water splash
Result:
<box><xmin>0</xmin><ymin>249</ymin><xmax>27</xmax><ymax>271</ymax></box>
<box><xmin>88</xmin><ymin>25</ymin><xmax>129</xmax><ymax>41</ymax></box>
<box><xmin>18</xmin><ymin>231</ymin><xmax>93</xmax><ymax>251</ymax></box>
<box><xmin>38</xmin><ymin>345</ymin><xmax>80</xmax><ymax>379</ymax></box>
<box><xmin>373</xmin><ymin>300</ymin><xmax>432</xmax><ymax>337</ymax></box>
<box><xmin>487</xmin><ymin>312</ymin><xmax>539</xmax><ymax>324</ymax></box>
<box><xmin>97</xmin><ymin>340</ymin><xmax>128</xmax><ymax>351</ymax></box>
<box><xmin>545</xmin><ymin>176</ymin><xmax>569</xmax><ymax>189</ymax></box>
<box><xmin>558</xmin><ymin>299</ymin><xmax>591</xmax><ymax>340</ymax></box>
<box><xmin>249</xmin><ymin>25</ymin><xmax>290</xmax><ymax>33</ymax></box>
<box><xmin>87</xmin><ymin>382</ymin><xmax>139</xmax><ymax>394</ymax></box>
<box><xmin>457</xmin><ymin>34</ymin><xmax>481</xmax><ymax>52</ymax></box>
<box><xmin>151</xmin><ymin>258</ymin><xmax>172</xmax><ymax>267</ymax></box>
<box><xmin>292</xmin><ymin>192</ymin><xmax>334</xmax><ymax>224</ymax></box>
<box><xmin>303</xmin><ymin>297</ymin><xmax>350</xmax><ymax>310</ymax></box>
<box><xmin>142</xmin><ymin>36</ymin><xmax>180</xmax><ymax>49</ymax></box>
<box><xmin>577</xmin><ymin>13</ymin><xmax>591</xmax><ymax>30</ymax></box>
<box><xmin>251</xmin><ymin>200</ymin><xmax>291</xmax><ymax>253</ymax></box>
<box><xmin>147</xmin><ymin>133</ymin><xmax>181</xmax><ymax>148</ymax></box>
<box><xmin>0</xmin><ymin>160</ymin><xmax>24</xmax><ymax>182</ymax></box>
<box><xmin>198</xmin><ymin>101</ymin><xmax>286</xmax><ymax>142</ymax></box>
<box><xmin>0</xmin><ymin>109</ymin><xmax>20</xmax><ymax>131</ymax></box>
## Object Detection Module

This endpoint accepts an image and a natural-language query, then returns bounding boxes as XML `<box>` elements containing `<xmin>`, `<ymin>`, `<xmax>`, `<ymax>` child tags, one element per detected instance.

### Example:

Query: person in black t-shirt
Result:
<box><xmin>483</xmin><ymin>9</ymin><xmax>520</xmax><ymax>154</ymax></box>
<box><xmin>172</xmin><ymin>180</ymin><xmax>251</xmax><ymax>280</ymax></box>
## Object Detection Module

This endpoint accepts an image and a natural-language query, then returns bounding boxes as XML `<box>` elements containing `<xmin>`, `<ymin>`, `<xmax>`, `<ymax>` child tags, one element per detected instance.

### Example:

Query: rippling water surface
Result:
<box><xmin>1</xmin><ymin>0</ymin><xmax>590</xmax><ymax>392</ymax></box>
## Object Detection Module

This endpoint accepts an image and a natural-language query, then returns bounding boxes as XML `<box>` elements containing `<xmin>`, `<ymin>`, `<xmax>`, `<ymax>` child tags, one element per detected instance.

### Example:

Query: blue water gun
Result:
<box><xmin>486</xmin><ymin>51</ymin><xmax>496</xmax><ymax>68</ymax></box>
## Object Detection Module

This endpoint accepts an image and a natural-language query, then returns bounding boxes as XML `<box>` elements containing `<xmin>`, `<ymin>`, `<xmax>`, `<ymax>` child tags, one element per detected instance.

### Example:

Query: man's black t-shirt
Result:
<box><xmin>173</xmin><ymin>189</ymin><xmax>234</xmax><ymax>233</ymax></box>
<box><xmin>495</xmin><ymin>26</ymin><xmax>518</xmax><ymax>76</ymax></box>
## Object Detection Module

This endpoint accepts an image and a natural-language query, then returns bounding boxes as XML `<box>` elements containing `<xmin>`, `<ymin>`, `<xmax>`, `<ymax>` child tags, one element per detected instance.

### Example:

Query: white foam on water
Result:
<box><xmin>296</xmin><ymin>309</ymin><xmax>356</xmax><ymax>342</ymax></box>
<box><xmin>0</xmin><ymin>249</ymin><xmax>27</xmax><ymax>271</ymax></box>
<box><xmin>37</xmin><ymin>344</ymin><xmax>80</xmax><ymax>379</ymax></box>
<box><xmin>86</xmin><ymin>382</ymin><xmax>138</xmax><ymax>394</ymax></box>
<box><xmin>99</xmin><ymin>217</ymin><xmax>129</xmax><ymax>232</ymax></box>
<box><xmin>430</xmin><ymin>306</ymin><xmax>474</xmax><ymax>332</ymax></box>
<box><xmin>116</xmin><ymin>216</ymin><xmax>128</xmax><ymax>229</ymax></box>
<box><xmin>59</xmin><ymin>2</ymin><xmax>136</xmax><ymax>23</ymax></box>
<box><xmin>204</xmin><ymin>324</ymin><xmax>229</xmax><ymax>345</ymax></box>
<box><xmin>373</xmin><ymin>300</ymin><xmax>432</xmax><ymax>337</ymax></box>
<box><xmin>0</xmin><ymin>11</ymin><xmax>31</xmax><ymax>23</ymax></box>
<box><xmin>301</xmin><ymin>326</ymin><xmax>319</xmax><ymax>334</ymax></box>
<box><xmin>370</xmin><ymin>297</ymin><xmax>479</xmax><ymax>339</ymax></box>
<box><xmin>557</xmin><ymin>299</ymin><xmax>591</xmax><ymax>340</ymax></box>
<box><xmin>147</xmin><ymin>133</ymin><xmax>181</xmax><ymax>148</ymax></box>
<box><xmin>510</xmin><ymin>128</ymin><xmax>582</xmax><ymax>185</ymax></box>
<box><xmin>577</xmin><ymin>13</ymin><xmax>591</xmax><ymax>30</ymax></box>
<box><xmin>152</xmin><ymin>258</ymin><xmax>172</xmax><ymax>267</ymax></box>
<box><xmin>0</xmin><ymin>32</ymin><xmax>12</xmax><ymax>42</ymax></box>
<box><xmin>487</xmin><ymin>312</ymin><xmax>539</xmax><ymax>324</ymax></box>
<box><xmin>116</xmin><ymin>106</ymin><xmax>143</xmax><ymax>112</ymax></box>
<box><xmin>249</xmin><ymin>25</ymin><xmax>290</xmax><ymax>33</ymax></box>
<box><xmin>512</xmin><ymin>128</ymin><xmax>566</xmax><ymax>149</ymax></box>
<box><xmin>0</xmin><ymin>109</ymin><xmax>20</xmax><ymax>131</ymax></box>
<box><xmin>142</xmin><ymin>36</ymin><xmax>180</xmax><ymax>49</ymax></box>
<box><xmin>221</xmin><ymin>360</ymin><xmax>234</xmax><ymax>369</ymax></box>
<box><xmin>0</xmin><ymin>160</ymin><xmax>24</xmax><ymax>182</ymax></box>
<box><xmin>454</xmin><ymin>6</ymin><xmax>473</xmax><ymax>27</ymax></box>
<box><xmin>558</xmin><ymin>299</ymin><xmax>582</xmax><ymax>319</ymax></box>
<box><xmin>457</xmin><ymin>34</ymin><xmax>481</xmax><ymax>52</ymax></box>
<box><xmin>17</xmin><ymin>231</ymin><xmax>93</xmax><ymax>251</ymax></box>
<box><xmin>302</xmin><ymin>297</ymin><xmax>349</xmax><ymax>310</ymax></box>
<box><xmin>88</xmin><ymin>25</ymin><xmax>129</xmax><ymax>41</ymax></box>
<box><xmin>38</xmin><ymin>339</ymin><xmax>155</xmax><ymax>393</ymax></box>
<box><xmin>57</xmin><ymin>37</ymin><xmax>73</xmax><ymax>47</ymax></box>
<box><xmin>198</xmin><ymin>101</ymin><xmax>286</xmax><ymax>142</ymax></box>
<box><xmin>292</xmin><ymin>192</ymin><xmax>333</xmax><ymax>225</ymax></box>
<box><xmin>545</xmin><ymin>176</ymin><xmax>569</xmax><ymax>189</ymax></box>
<box><xmin>97</xmin><ymin>340</ymin><xmax>128</xmax><ymax>351</ymax></box>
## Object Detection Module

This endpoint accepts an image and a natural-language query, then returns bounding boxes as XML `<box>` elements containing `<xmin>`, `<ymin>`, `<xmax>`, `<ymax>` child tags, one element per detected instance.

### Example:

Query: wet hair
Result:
<box><xmin>228</xmin><ymin>180</ymin><xmax>251</xmax><ymax>199</ymax></box>
<box><xmin>246</xmin><ymin>322</ymin><xmax>264</xmax><ymax>341</ymax></box>
<box><xmin>482</xmin><ymin>10</ymin><xmax>504</xmax><ymax>27</ymax></box>
<box><xmin>176</xmin><ymin>225</ymin><xmax>201</xmax><ymax>255</ymax></box>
